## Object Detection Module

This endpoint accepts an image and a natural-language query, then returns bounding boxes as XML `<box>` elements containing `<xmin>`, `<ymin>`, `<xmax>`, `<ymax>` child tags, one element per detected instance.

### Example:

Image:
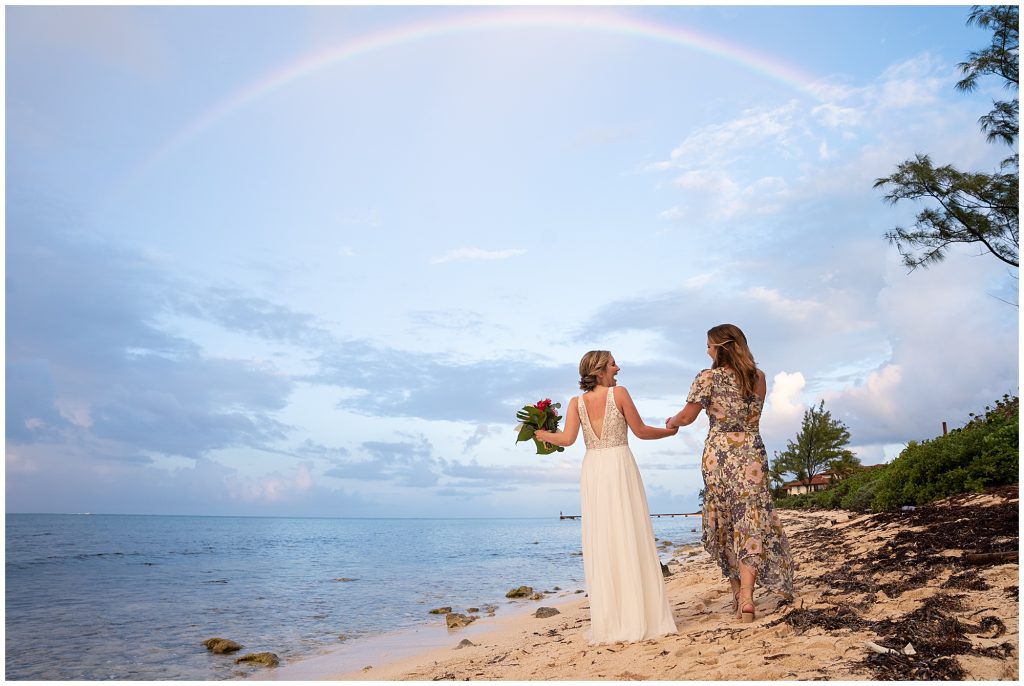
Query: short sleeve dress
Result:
<box><xmin>688</xmin><ymin>367</ymin><xmax>794</xmax><ymax>597</ymax></box>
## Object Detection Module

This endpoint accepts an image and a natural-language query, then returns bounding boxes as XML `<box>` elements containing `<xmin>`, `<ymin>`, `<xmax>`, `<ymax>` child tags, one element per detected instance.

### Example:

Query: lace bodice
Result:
<box><xmin>578</xmin><ymin>386</ymin><xmax>628</xmax><ymax>449</ymax></box>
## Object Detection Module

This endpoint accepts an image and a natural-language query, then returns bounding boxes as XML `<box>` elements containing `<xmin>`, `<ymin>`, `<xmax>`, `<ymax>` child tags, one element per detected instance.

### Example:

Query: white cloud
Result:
<box><xmin>812</xmin><ymin>103</ymin><xmax>864</xmax><ymax>129</ymax></box>
<box><xmin>873</xmin><ymin>54</ymin><xmax>947</xmax><ymax>111</ymax></box>
<box><xmin>761</xmin><ymin>371</ymin><xmax>807</xmax><ymax>445</ymax></box>
<box><xmin>746</xmin><ymin>286</ymin><xmax>821</xmax><ymax>322</ymax></box>
<box><xmin>824</xmin><ymin>249</ymin><xmax>1017</xmax><ymax>446</ymax></box>
<box><xmin>658</xmin><ymin>103</ymin><xmax>800</xmax><ymax>172</ymax></box>
<box><xmin>673</xmin><ymin>169</ymin><xmax>739</xmax><ymax>195</ymax></box>
<box><xmin>664</xmin><ymin>172</ymin><xmax>789</xmax><ymax>222</ymax></box>
<box><xmin>227</xmin><ymin>461</ymin><xmax>315</xmax><ymax>504</ymax></box>
<box><xmin>431</xmin><ymin>248</ymin><xmax>526</xmax><ymax>264</ymax></box>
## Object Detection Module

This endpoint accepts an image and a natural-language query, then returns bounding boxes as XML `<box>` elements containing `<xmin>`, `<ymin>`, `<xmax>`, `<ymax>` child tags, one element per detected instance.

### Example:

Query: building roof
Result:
<box><xmin>782</xmin><ymin>472</ymin><xmax>835</xmax><ymax>488</ymax></box>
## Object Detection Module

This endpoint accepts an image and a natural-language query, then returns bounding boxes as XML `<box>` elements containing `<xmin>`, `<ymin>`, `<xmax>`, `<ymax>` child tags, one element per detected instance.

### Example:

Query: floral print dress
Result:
<box><xmin>688</xmin><ymin>367</ymin><xmax>794</xmax><ymax>597</ymax></box>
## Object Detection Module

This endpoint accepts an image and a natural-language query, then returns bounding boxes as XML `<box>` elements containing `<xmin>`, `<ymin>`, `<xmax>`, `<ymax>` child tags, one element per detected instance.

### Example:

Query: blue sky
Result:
<box><xmin>6</xmin><ymin>4</ymin><xmax>1018</xmax><ymax>517</ymax></box>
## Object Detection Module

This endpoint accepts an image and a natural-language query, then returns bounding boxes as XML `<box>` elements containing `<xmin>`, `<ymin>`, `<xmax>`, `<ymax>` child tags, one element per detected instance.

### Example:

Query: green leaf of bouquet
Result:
<box><xmin>517</xmin><ymin>423</ymin><xmax>536</xmax><ymax>443</ymax></box>
<box><xmin>534</xmin><ymin>437</ymin><xmax>559</xmax><ymax>455</ymax></box>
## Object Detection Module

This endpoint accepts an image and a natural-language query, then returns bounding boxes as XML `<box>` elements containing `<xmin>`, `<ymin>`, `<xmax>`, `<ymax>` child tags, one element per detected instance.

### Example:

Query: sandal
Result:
<box><xmin>738</xmin><ymin>584</ymin><xmax>756</xmax><ymax>623</ymax></box>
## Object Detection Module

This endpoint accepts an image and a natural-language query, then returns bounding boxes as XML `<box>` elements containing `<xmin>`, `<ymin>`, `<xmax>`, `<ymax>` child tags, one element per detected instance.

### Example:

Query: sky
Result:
<box><xmin>5</xmin><ymin>3</ymin><xmax>1019</xmax><ymax>517</ymax></box>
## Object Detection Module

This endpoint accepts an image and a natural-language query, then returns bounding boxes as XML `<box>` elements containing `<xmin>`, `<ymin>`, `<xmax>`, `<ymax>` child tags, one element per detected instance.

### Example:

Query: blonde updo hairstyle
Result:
<box><xmin>708</xmin><ymin>324</ymin><xmax>760</xmax><ymax>399</ymax></box>
<box><xmin>578</xmin><ymin>350</ymin><xmax>612</xmax><ymax>392</ymax></box>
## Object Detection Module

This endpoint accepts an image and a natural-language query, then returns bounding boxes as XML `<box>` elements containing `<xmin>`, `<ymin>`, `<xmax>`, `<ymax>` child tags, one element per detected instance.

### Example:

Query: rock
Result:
<box><xmin>445</xmin><ymin>612</ymin><xmax>477</xmax><ymax>629</ymax></box>
<box><xmin>203</xmin><ymin>638</ymin><xmax>242</xmax><ymax>654</ymax></box>
<box><xmin>338</xmin><ymin>634</ymin><xmax>347</xmax><ymax>641</ymax></box>
<box><xmin>574</xmin><ymin>589</ymin><xmax>585</xmax><ymax>594</ymax></box>
<box><xmin>506</xmin><ymin>585</ymin><xmax>534</xmax><ymax>598</ymax></box>
<box><xmin>530</xmin><ymin>593</ymin><xmax>544</xmax><ymax>600</ymax></box>
<box><xmin>428</xmin><ymin>606</ymin><xmax>453</xmax><ymax>614</ymax></box>
<box><xmin>234</xmin><ymin>652</ymin><xmax>279</xmax><ymax>667</ymax></box>
<box><xmin>466</xmin><ymin>607</ymin><xmax>479</xmax><ymax>613</ymax></box>
<box><xmin>455</xmin><ymin>639</ymin><xmax>476</xmax><ymax>649</ymax></box>
<box><xmin>660</xmin><ymin>540</ymin><xmax>673</xmax><ymax>547</ymax></box>
<box><xmin>333</xmin><ymin>577</ymin><xmax>358</xmax><ymax>582</ymax></box>
<box><xmin>535</xmin><ymin>607</ymin><xmax>560</xmax><ymax>618</ymax></box>
<box><xmin>553</xmin><ymin>586</ymin><xmax>561</xmax><ymax>591</ymax></box>
<box><xmin>660</xmin><ymin>562</ymin><xmax>671</xmax><ymax>578</ymax></box>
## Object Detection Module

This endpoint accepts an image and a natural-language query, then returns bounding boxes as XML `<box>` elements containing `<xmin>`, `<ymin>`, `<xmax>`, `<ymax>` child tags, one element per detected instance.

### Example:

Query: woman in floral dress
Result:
<box><xmin>667</xmin><ymin>324</ymin><xmax>794</xmax><ymax>622</ymax></box>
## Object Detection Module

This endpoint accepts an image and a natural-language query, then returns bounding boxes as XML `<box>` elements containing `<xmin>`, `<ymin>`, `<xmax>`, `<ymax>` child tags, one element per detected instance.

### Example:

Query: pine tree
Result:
<box><xmin>875</xmin><ymin>6</ymin><xmax>1018</xmax><ymax>273</ymax></box>
<box><xmin>772</xmin><ymin>400</ymin><xmax>859</xmax><ymax>484</ymax></box>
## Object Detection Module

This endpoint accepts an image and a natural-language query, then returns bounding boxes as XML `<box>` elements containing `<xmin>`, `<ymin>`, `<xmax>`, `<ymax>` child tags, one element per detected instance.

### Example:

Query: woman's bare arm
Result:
<box><xmin>534</xmin><ymin>397</ymin><xmax>581</xmax><ymax>447</ymax></box>
<box><xmin>616</xmin><ymin>387</ymin><xmax>678</xmax><ymax>440</ymax></box>
<box><xmin>667</xmin><ymin>401</ymin><xmax>703</xmax><ymax>429</ymax></box>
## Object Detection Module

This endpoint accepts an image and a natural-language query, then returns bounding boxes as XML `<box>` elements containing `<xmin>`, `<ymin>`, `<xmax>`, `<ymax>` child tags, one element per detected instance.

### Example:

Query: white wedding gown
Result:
<box><xmin>578</xmin><ymin>387</ymin><xmax>678</xmax><ymax>644</ymax></box>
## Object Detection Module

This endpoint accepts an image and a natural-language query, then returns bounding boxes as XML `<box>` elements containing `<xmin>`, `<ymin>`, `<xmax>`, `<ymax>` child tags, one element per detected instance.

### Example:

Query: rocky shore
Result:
<box><xmin>329</xmin><ymin>485</ymin><xmax>1018</xmax><ymax>681</ymax></box>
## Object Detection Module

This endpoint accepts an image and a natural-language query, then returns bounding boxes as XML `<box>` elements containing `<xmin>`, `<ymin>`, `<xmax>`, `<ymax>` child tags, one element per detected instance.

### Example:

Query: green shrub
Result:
<box><xmin>774</xmin><ymin>395</ymin><xmax>1018</xmax><ymax>513</ymax></box>
<box><xmin>871</xmin><ymin>396</ymin><xmax>1018</xmax><ymax>511</ymax></box>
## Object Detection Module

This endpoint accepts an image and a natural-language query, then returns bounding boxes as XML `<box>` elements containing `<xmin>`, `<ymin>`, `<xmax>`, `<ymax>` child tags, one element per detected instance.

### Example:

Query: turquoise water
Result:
<box><xmin>5</xmin><ymin>514</ymin><xmax>701</xmax><ymax>680</ymax></box>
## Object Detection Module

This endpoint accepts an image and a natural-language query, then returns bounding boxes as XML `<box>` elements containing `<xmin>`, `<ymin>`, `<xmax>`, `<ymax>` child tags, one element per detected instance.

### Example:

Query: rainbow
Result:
<box><xmin>140</xmin><ymin>7</ymin><xmax>825</xmax><ymax>173</ymax></box>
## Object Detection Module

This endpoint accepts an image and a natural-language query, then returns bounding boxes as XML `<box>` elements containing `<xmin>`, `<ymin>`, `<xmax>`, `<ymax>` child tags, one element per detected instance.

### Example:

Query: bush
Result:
<box><xmin>871</xmin><ymin>395</ymin><xmax>1018</xmax><ymax>511</ymax></box>
<box><xmin>773</xmin><ymin>395</ymin><xmax>1018</xmax><ymax>513</ymax></box>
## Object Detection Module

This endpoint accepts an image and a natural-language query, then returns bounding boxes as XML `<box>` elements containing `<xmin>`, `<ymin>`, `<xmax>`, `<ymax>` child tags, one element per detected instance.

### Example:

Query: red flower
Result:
<box><xmin>536</xmin><ymin>398</ymin><xmax>552</xmax><ymax>410</ymax></box>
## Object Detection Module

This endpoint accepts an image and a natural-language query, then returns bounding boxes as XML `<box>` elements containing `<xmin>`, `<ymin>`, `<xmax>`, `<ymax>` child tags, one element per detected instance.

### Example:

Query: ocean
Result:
<box><xmin>4</xmin><ymin>513</ymin><xmax>702</xmax><ymax>680</ymax></box>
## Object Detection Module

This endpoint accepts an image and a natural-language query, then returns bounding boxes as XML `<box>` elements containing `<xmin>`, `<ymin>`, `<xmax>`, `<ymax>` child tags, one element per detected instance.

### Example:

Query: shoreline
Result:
<box><xmin>255</xmin><ymin>593</ymin><xmax>587</xmax><ymax>681</ymax></box>
<box><xmin>302</xmin><ymin>486</ymin><xmax>1018</xmax><ymax>681</ymax></box>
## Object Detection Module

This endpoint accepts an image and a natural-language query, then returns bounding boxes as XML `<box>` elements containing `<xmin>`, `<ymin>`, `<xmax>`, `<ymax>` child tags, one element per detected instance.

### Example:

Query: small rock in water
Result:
<box><xmin>455</xmin><ymin>639</ymin><xmax>477</xmax><ymax>649</ymax></box>
<box><xmin>574</xmin><ymin>589</ymin><xmax>584</xmax><ymax>594</ymax></box>
<box><xmin>660</xmin><ymin>540</ymin><xmax>673</xmax><ymax>547</ymax></box>
<box><xmin>530</xmin><ymin>593</ymin><xmax>545</xmax><ymax>601</ymax></box>
<box><xmin>553</xmin><ymin>586</ymin><xmax>561</xmax><ymax>591</ymax></box>
<box><xmin>333</xmin><ymin>577</ymin><xmax>358</xmax><ymax>582</ymax></box>
<box><xmin>338</xmin><ymin>634</ymin><xmax>347</xmax><ymax>641</ymax></box>
<box><xmin>203</xmin><ymin>638</ymin><xmax>242</xmax><ymax>654</ymax></box>
<box><xmin>445</xmin><ymin>612</ymin><xmax>477</xmax><ymax>629</ymax></box>
<box><xmin>429</xmin><ymin>606</ymin><xmax>453</xmax><ymax>615</ymax></box>
<box><xmin>466</xmin><ymin>607</ymin><xmax>480</xmax><ymax>613</ymax></box>
<box><xmin>506</xmin><ymin>585</ymin><xmax>534</xmax><ymax>598</ymax></box>
<box><xmin>535</xmin><ymin>607</ymin><xmax>560</xmax><ymax>618</ymax></box>
<box><xmin>234</xmin><ymin>652</ymin><xmax>279</xmax><ymax>667</ymax></box>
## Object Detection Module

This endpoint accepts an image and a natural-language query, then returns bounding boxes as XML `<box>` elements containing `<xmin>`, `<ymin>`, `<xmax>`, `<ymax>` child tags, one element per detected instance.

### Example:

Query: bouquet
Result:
<box><xmin>515</xmin><ymin>398</ymin><xmax>565</xmax><ymax>455</ymax></box>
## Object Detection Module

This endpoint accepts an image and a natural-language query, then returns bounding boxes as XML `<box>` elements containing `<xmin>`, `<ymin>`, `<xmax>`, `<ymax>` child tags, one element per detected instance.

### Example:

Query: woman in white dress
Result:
<box><xmin>535</xmin><ymin>351</ymin><xmax>679</xmax><ymax>644</ymax></box>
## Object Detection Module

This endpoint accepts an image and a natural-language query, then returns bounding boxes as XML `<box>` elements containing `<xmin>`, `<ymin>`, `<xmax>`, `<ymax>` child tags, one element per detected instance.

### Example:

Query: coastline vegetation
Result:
<box><xmin>774</xmin><ymin>394</ymin><xmax>1019</xmax><ymax>512</ymax></box>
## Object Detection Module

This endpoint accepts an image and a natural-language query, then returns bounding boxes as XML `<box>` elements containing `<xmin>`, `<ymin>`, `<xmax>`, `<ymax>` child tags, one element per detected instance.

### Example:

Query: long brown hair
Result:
<box><xmin>578</xmin><ymin>350</ymin><xmax>611</xmax><ymax>392</ymax></box>
<box><xmin>708</xmin><ymin>324</ymin><xmax>759</xmax><ymax>399</ymax></box>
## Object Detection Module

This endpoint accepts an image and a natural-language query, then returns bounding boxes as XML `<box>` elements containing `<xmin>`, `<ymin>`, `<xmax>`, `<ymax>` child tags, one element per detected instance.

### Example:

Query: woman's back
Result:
<box><xmin>577</xmin><ymin>387</ymin><xmax>628</xmax><ymax>450</ymax></box>
<box><xmin>693</xmin><ymin>367</ymin><xmax>765</xmax><ymax>433</ymax></box>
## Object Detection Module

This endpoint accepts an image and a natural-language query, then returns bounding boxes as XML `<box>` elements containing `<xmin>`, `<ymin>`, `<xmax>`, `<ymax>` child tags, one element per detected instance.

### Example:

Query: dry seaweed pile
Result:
<box><xmin>774</xmin><ymin>485</ymin><xmax>1018</xmax><ymax>680</ymax></box>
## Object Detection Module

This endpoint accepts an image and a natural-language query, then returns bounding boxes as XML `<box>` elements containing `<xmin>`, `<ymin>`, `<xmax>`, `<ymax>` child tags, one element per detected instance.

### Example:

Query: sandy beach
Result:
<box><xmin>319</xmin><ymin>485</ymin><xmax>1018</xmax><ymax>681</ymax></box>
